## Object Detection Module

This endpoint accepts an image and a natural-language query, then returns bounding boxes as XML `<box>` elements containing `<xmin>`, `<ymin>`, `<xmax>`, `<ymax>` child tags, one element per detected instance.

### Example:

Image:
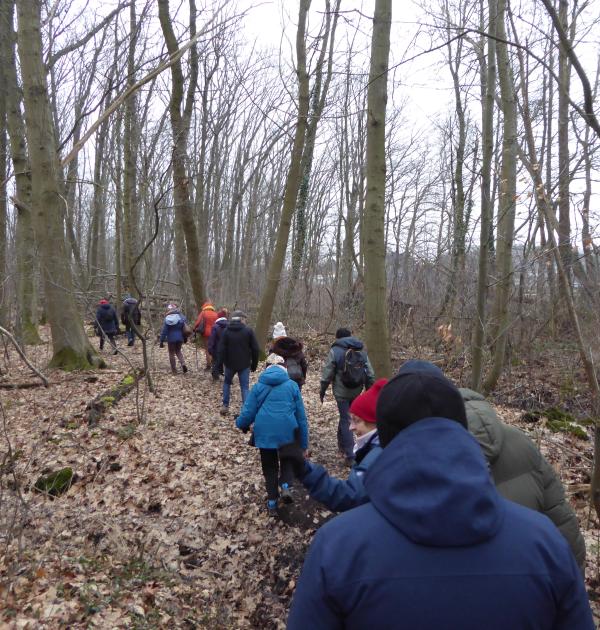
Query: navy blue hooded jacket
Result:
<box><xmin>207</xmin><ymin>317</ymin><xmax>228</xmax><ymax>357</ymax></box>
<box><xmin>288</xmin><ymin>418</ymin><xmax>593</xmax><ymax>630</ymax></box>
<box><xmin>159</xmin><ymin>310</ymin><xmax>187</xmax><ymax>344</ymax></box>
<box><xmin>95</xmin><ymin>302</ymin><xmax>119</xmax><ymax>335</ymax></box>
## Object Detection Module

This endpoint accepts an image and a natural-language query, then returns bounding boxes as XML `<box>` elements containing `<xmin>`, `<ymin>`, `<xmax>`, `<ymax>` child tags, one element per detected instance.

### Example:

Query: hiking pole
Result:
<box><xmin>194</xmin><ymin>334</ymin><xmax>199</xmax><ymax>371</ymax></box>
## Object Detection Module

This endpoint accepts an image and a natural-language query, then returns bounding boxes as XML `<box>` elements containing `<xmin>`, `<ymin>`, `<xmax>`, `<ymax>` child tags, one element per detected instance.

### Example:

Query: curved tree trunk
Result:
<box><xmin>158</xmin><ymin>0</ymin><xmax>206</xmax><ymax>310</ymax></box>
<box><xmin>254</xmin><ymin>0</ymin><xmax>311</xmax><ymax>348</ymax></box>
<box><xmin>16</xmin><ymin>0</ymin><xmax>98</xmax><ymax>369</ymax></box>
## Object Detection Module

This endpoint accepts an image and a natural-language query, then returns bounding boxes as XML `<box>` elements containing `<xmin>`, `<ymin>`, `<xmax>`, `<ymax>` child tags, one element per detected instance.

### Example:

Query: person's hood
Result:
<box><xmin>201</xmin><ymin>302</ymin><xmax>215</xmax><ymax>311</ymax></box>
<box><xmin>165</xmin><ymin>313</ymin><xmax>183</xmax><ymax>326</ymax></box>
<box><xmin>227</xmin><ymin>320</ymin><xmax>245</xmax><ymax>331</ymax></box>
<box><xmin>215</xmin><ymin>317</ymin><xmax>228</xmax><ymax>325</ymax></box>
<box><xmin>123</xmin><ymin>297</ymin><xmax>138</xmax><ymax>305</ymax></box>
<box><xmin>365</xmin><ymin>418</ymin><xmax>503</xmax><ymax>547</ymax></box>
<box><xmin>258</xmin><ymin>365</ymin><xmax>290</xmax><ymax>386</ymax></box>
<box><xmin>273</xmin><ymin>337</ymin><xmax>303</xmax><ymax>354</ymax></box>
<box><xmin>332</xmin><ymin>336</ymin><xmax>363</xmax><ymax>350</ymax></box>
<box><xmin>459</xmin><ymin>388</ymin><xmax>504</xmax><ymax>463</ymax></box>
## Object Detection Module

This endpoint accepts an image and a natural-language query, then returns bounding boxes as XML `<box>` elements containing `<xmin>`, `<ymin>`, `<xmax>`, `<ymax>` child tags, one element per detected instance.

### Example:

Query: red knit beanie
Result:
<box><xmin>349</xmin><ymin>378</ymin><xmax>388</xmax><ymax>423</ymax></box>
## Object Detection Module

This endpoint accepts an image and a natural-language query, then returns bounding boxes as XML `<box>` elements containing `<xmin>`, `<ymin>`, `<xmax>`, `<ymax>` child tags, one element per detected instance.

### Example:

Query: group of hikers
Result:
<box><xmin>93</xmin><ymin>296</ymin><xmax>595</xmax><ymax>627</ymax></box>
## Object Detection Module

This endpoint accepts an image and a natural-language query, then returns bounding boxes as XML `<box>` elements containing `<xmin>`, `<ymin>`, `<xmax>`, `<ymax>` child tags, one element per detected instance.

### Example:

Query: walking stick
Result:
<box><xmin>194</xmin><ymin>335</ymin><xmax>199</xmax><ymax>371</ymax></box>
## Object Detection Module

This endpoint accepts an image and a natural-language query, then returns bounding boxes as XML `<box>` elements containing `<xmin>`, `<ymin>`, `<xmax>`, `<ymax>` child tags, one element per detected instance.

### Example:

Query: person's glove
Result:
<box><xmin>279</xmin><ymin>440</ymin><xmax>309</xmax><ymax>479</ymax></box>
<box><xmin>319</xmin><ymin>381</ymin><xmax>328</xmax><ymax>403</ymax></box>
<box><xmin>159</xmin><ymin>341</ymin><xmax>164</xmax><ymax>348</ymax></box>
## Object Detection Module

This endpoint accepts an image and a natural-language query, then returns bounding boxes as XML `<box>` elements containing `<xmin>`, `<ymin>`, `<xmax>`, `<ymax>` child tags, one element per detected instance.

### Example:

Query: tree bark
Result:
<box><xmin>472</xmin><ymin>0</ymin><xmax>496</xmax><ymax>391</ymax></box>
<box><xmin>0</xmin><ymin>0</ymin><xmax>41</xmax><ymax>345</ymax></box>
<box><xmin>158</xmin><ymin>0</ymin><xmax>206</xmax><ymax>310</ymax></box>
<box><xmin>483</xmin><ymin>0</ymin><xmax>517</xmax><ymax>393</ymax></box>
<box><xmin>254</xmin><ymin>0</ymin><xmax>311</xmax><ymax>348</ymax></box>
<box><xmin>363</xmin><ymin>0</ymin><xmax>393</xmax><ymax>378</ymax></box>
<box><xmin>16</xmin><ymin>0</ymin><xmax>98</xmax><ymax>369</ymax></box>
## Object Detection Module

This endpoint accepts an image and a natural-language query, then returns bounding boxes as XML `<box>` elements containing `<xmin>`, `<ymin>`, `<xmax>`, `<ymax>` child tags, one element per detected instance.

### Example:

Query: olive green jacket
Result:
<box><xmin>461</xmin><ymin>388</ymin><xmax>586</xmax><ymax>570</ymax></box>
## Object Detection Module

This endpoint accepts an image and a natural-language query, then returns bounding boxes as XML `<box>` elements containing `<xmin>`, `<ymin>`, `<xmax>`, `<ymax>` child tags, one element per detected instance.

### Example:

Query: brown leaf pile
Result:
<box><xmin>0</xmin><ymin>328</ymin><xmax>598</xmax><ymax>627</ymax></box>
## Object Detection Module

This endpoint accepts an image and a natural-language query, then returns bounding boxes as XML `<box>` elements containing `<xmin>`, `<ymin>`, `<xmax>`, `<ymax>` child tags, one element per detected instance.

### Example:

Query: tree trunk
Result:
<box><xmin>471</xmin><ymin>0</ymin><xmax>496</xmax><ymax>391</ymax></box>
<box><xmin>483</xmin><ymin>0</ymin><xmax>517</xmax><ymax>393</ymax></box>
<box><xmin>1</xmin><ymin>0</ymin><xmax>40</xmax><ymax>345</ymax></box>
<box><xmin>0</xmin><ymin>71</ymin><xmax>6</xmax><ymax>328</ymax></box>
<box><xmin>254</xmin><ymin>0</ymin><xmax>311</xmax><ymax>348</ymax></box>
<box><xmin>363</xmin><ymin>0</ymin><xmax>392</xmax><ymax>378</ymax></box>
<box><xmin>158</xmin><ymin>0</ymin><xmax>206</xmax><ymax>310</ymax></box>
<box><xmin>557</xmin><ymin>0</ymin><xmax>572</xmax><ymax>303</ymax></box>
<box><xmin>122</xmin><ymin>0</ymin><xmax>139</xmax><ymax>298</ymax></box>
<box><xmin>16</xmin><ymin>0</ymin><xmax>98</xmax><ymax>369</ymax></box>
<box><xmin>283</xmin><ymin>0</ymin><xmax>340</xmax><ymax>317</ymax></box>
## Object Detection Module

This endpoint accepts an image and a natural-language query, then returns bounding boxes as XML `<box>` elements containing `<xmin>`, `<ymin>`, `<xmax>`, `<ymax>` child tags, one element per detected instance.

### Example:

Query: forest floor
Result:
<box><xmin>0</xmin><ymin>327</ymin><xmax>599</xmax><ymax>628</ymax></box>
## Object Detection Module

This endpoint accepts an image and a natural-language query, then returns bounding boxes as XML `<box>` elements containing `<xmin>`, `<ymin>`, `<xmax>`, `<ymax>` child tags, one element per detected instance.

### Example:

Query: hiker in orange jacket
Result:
<box><xmin>193</xmin><ymin>302</ymin><xmax>219</xmax><ymax>370</ymax></box>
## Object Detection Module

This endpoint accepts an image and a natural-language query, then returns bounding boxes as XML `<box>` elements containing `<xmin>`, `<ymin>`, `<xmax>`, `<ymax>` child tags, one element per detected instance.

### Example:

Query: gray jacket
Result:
<box><xmin>461</xmin><ymin>388</ymin><xmax>586</xmax><ymax>570</ymax></box>
<box><xmin>320</xmin><ymin>336</ymin><xmax>375</xmax><ymax>400</ymax></box>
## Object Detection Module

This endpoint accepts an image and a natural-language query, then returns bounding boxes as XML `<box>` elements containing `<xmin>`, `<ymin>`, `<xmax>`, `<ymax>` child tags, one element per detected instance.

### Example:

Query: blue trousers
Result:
<box><xmin>223</xmin><ymin>367</ymin><xmax>250</xmax><ymax>407</ymax></box>
<box><xmin>126</xmin><ymin>329</ymin><xmax>135</xmax><ymax>344</ymax></box>
<box><xmin>336</xmin><ymin>398</ymin><xmax>355</xmax><ymax>459</ymax></box>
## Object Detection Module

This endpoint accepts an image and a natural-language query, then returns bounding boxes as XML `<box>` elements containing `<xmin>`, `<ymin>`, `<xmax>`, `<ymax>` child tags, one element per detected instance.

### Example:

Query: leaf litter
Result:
<box><xmin>0</xmin><ymin>328</ymin><xmax>598</xmax><ymax>627</ymax></box>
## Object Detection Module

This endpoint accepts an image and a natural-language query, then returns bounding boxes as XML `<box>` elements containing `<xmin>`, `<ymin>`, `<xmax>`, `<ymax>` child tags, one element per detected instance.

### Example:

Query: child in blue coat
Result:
<box><xmin>159</xmin><ymin>304</ymin><xmax>189</xmax><ymax>374</ymax></box>
<box><xmin>236</xmin><ymin>353</ymin><xmax>309</xmax><ymax>516</ymax></box>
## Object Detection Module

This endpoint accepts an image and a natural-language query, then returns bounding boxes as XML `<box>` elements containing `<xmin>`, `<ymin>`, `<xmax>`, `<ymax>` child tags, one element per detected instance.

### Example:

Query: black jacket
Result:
<box><xmin>216</xmin><ymin>321</ymin><xmax>259</xmax><ymax>372</ymax></box>
<box><xmin>120</xmin><ymin>298</ymin><xmax>141</xmax><ymax>328</ymax></box>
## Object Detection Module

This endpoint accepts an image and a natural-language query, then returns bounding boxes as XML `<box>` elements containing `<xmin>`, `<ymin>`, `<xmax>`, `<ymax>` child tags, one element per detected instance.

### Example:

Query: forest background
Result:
<box><xmin>2</xmin><ymin>0</ymin><xmax>600</xmax><ymax>626</ymax></box>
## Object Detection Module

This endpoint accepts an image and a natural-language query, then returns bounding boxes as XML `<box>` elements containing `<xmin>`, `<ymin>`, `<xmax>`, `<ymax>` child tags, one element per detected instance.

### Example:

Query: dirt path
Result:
<box><xmin>0</xmin><ymin>335</ymin><xmax>344</xmax><ymax>628</ymax></box>
<box><xmin>1</xmin><ymin>332</ymin><xmax>599</xmax><ymax>627</ymax></box>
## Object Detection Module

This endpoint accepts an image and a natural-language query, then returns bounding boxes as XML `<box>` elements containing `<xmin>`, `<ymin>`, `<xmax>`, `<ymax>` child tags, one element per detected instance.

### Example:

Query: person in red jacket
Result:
<box><xmin>193</xmin><ymin>301</ymin><xmax>219</xmax><ymax>370</ymax></box>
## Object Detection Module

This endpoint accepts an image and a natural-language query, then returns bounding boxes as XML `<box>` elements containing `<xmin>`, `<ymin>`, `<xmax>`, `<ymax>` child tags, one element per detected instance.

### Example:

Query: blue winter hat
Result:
<box><xmin>398</xmin><ymin>359</ymin><xmax>444</xmax><ymax>377</ymax></box>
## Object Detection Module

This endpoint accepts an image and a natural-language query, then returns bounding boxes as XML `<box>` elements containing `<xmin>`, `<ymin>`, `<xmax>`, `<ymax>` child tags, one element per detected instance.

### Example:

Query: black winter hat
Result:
<box><xmin>376</xmin><ymin>371</ymin><xmax>468</xmax><ymax>447</ymax></box>
<box><xmin>336</xmin><ymin>327</ymin><xmax>352</xmax><ymax>339</ymax></box>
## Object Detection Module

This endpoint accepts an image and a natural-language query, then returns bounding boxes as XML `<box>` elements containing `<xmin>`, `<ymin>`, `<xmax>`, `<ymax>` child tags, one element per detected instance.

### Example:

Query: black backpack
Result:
<box><xmin>340</xmin><ymin>348</ymin><xmax>367</xmax><ymax>388</ymax></box>
<box><xmin>286</xmin><ymin>357</ymin><xmax>304</xmax><ymax>385</ymax></box>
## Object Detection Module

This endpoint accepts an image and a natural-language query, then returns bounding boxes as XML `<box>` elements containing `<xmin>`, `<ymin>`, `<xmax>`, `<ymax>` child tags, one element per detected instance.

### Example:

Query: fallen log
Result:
<box><xmin>0</xmin><ymin>381</ymin><xmax>51</xmax><ymax>389</ymax></box>
<box><xmin>85</xmin><ymin>369</ymin><xmax>145</xmax><ymax>427</ymax></box>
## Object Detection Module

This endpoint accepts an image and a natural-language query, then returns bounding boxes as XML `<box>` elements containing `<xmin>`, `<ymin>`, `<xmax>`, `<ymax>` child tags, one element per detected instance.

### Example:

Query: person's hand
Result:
<box><xmin>319</xmin><ymin>381</ymin><xmax>328</xmax><ymax>403</ymax></box>
<box><xmin>159</xmin><ymin>341</ymin><xmax>164</xmax><ymax>348</ymax></box>
<box><xmin>279</xmin><ymin>441</ymin><xmax>308</xmax><ymax>479</ymax></box>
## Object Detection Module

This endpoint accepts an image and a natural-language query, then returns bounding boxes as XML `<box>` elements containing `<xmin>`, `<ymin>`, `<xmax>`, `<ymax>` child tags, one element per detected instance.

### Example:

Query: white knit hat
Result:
<box><xmin>272</xmin><ymin>322</ymin><xmax>286</xmax><ymax>339</ymax></box>
<box><xmin>265</xmin><ymin>353</ymin><xmax>285</xmax><ymax>366</ymax></box>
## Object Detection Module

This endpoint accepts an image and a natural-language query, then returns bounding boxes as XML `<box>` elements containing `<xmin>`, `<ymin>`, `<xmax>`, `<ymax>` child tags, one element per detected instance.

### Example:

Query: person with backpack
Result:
<box><xmin>159</xmin><ymin>303</ymin><xmax>189</xmax><ymax>374</ymax></box>
<box><xmin>268</xmin><ymin>322</ymin><xmax>308</xmax><ymax>389</ymax></box>
<box><xmin>215</xmin><ymin>310</ymin><xmax>259</xmax><ymax>415</ymax></box>
<box><xmin>236</xmin><ymin>353</ymin><xmax>309</xmax><ymax>517</ymax></box>
<box><xmin>320</xmin><ymin>328</ymin><xmax>375</xmax><ymax>466</ymax></box>
<box><xmin>208</xmin><ymin>309</ymin><xmax>229</xmax><ymax>380</ymax></box>
<box><xmin>94</xmin><ymin>298</ymin><xmax>120</xmax><ymax>354</ymax></box>
<box><xmin>193</xmin><ymin>301</ymin><xmax>219</xmax><ymax>370</ymax></box>
<box><xmin>120</xmin><ymin>294</ymin><xmax>141</xmax><ymax>347</ymax></box>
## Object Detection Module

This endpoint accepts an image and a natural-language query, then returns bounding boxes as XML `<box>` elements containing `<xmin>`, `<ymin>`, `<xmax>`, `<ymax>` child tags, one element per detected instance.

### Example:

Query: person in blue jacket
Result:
<box><xmin>297</xmin><ymin>379</ymin><xmax>386</xmax><ymax>512</ymax></box>
<box><xmin>159</xmin><ymin>304</ymin><xmax>188</xmax><ymax>374</ymax></box>
<box><xmin>236</xmin><ymin>353</ymin><xmax>308</xmax><ymax>517</ymax></box>
<box><xmin>287</xmin><ymin>370</ymin><xmax>594</xmax><ymax>630</ymax></box>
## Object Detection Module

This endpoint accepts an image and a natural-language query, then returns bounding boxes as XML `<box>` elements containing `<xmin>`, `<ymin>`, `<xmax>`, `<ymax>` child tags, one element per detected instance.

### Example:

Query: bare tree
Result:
<box><xmin>363</xmin><ymin>0</ymin><xmax>393</xmax><ymax>377</ymax></box>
